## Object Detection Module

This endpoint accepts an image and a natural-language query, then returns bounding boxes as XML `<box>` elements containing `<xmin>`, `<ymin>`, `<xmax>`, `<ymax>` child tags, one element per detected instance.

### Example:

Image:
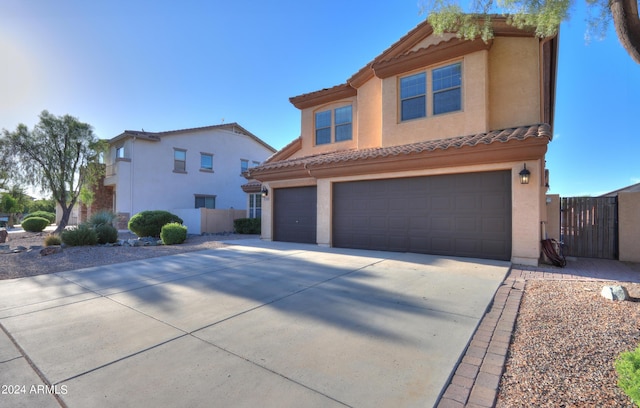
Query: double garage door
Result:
<box><xmin>274</xmin><ymin>171</ymin><xmax>512</xmax><ymax>260</ymax></box>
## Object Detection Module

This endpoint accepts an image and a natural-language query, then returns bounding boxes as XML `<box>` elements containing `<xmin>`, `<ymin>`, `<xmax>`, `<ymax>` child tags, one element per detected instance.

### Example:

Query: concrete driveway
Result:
<box><xmin>0</xmin><ymin>239</ymin><xmax>509</xmax><ymax>407</ymax></box>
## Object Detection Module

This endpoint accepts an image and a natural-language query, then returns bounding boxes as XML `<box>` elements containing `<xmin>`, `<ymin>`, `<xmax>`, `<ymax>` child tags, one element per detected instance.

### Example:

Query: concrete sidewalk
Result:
<box><xmin>0</xmin><ymin>239</ymin><xmax>509</xmax><ymax>407</ymax></box>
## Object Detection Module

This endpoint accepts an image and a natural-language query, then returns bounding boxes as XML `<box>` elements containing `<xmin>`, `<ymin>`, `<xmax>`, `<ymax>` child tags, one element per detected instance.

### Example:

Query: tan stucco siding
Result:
<box><xmin>488</xmin><ymin>37</ymin><xmax>541</xmax><ymax>129</ymax></box>
<box><xmin>618</xmin><ymin>192</ymin><xmax>640</xmax><ymax>262</ymax></box>
<box><xmin>296</xmin><ymin>96</ymin><xmax>358</xmax><ymax>158</ymax></box>
<box><xmin>355</xmin><ymin>78</ymin><xmax>382</xmax><ymax>149</ymax></box>
<box><xmin>380</xmin><ymin>51</ymin><xmax>490</xmax><ymax>147</ymax></box>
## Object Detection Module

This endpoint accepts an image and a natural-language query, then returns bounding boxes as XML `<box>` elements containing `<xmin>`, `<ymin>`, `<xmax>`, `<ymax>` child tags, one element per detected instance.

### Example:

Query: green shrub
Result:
<box><xmin>128</xmin><ymin>210</ymin><xmax>183</xmax><ymax>238</ymax></box>
<box><xmin>23</xmin><ymin>211</ymin><xmax>55</xmax><ymax>224</ymax></box>
<box><xmin>44</xmin><ymin>234</ymin><xmax>62</xmax><ymax>247</ymax></box>
<box><xmin>95</xmin><ymin>224</ymin><xmax>119</xmax><ymax>244</ymax></box>
<box><xmin>233</xmin><ymin>218</ymin><xmax>261</xmax><ymax>234</ymax></box>
<box><xmin>21</xmin><ymin>217</ymin><xmax>50</xmax><ymax>232</ymax></box>
<box><xmin>61</xmin><ymin>224</ymin><xmax>98</xmax><ymax>246</ymax></box>
<box><xmin>616</xmin><ymin>345</ymin><xmax>640</xmax><ymax>405</ymax></box>
<box><xmin>88</xmin><ymin>211</ymin><xmax>116</xmax><ymax>227</ymax></box>
<box><xmin>160</xmin><ymin>222</ymin><xmax>187</xmax><ymax>245</ymax></box>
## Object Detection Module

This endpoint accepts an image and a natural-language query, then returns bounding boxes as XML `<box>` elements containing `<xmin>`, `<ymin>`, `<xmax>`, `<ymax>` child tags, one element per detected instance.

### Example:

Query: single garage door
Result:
<box><xmin>273</xmin><ymin>186</ymin><xmax>317</xmax><ymax>244</ymax></box>
<box><xmin>333</xmin><ymin>171</ymin><xmax>511</xmax><ymax>260</ymax></box>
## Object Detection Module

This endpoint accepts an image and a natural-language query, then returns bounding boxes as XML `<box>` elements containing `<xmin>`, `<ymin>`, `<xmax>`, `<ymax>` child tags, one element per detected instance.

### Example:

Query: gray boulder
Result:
<box><xmin>601</xmin><ymin>285</ymin><xmax>629</xmax><ymax>301</ymax></box>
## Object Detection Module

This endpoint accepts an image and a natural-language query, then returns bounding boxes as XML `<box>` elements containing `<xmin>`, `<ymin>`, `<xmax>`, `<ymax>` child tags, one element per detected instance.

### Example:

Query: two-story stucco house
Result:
<box><xmin>245</xmin><ymin>17</ymin><xmax>558</xmax><ymax>266</ymax></box>
<box><xmin>103</xmin><ymin>123</ymin><xmax>276</xmax><ymax>232</ymax></box>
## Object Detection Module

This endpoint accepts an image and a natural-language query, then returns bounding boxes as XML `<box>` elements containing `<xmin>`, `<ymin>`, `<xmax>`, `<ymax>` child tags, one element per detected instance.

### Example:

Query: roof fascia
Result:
<box><xmin>249</xmin><ymin>136</ymin><xmax>549</xmax><ymax>182</ymax></box>
<box><xmin>372</xmin><ymin>37</ymin><xmax>493</xmax><ymax>79</ymax></box>
<box><xmin>289</xmin><ymin>84</ymin><xmax>357</xmax><ymax>110</ymax></box>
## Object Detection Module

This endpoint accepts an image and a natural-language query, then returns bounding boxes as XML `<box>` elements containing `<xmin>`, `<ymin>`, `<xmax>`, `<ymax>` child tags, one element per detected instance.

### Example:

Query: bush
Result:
<box><xmin>88</xmin><ymin>211</ymin><xmax>116</xmax><ymax>227</ymax></box>
<box><xmin>233</xmin><ymin>218</ymin><xmax>261</xmax><ymax>234</ymax></box>
<box><xmin>23</xmin><ymin>211</ymin><xmax>55</xmax><ymax>224</ymax></box>
<box><xmin>61</xmin><ymin>224</ymin><xmax>98</xmax><ymax>246</ymax></box>
<box><xmin>616</xmin><ymin>345</ymin><xmax>640</xmax><ymax>404</ymax></box>
<box><xmin>160</xmin><ymin>222</ymin><xmax>187</xmax><ymax>245</ymax></box>
<box><xmin>95</xmin><ymin>224</ymin><xmax>119</xmax><ymax>244</ymax></box>
<box><xmin>44</xmin><ymin>234</ymin><xmax>62</xmax><ymax>247</ymax></box>
<box><xmin>21</xmin><ymin>217</ymin><xmax>50</xmax><ymax>232</ymax></box>
<box><xmin>128</xmin><ymin>210</ymin><xmax>183</xmax><ymax>238</ymax></box>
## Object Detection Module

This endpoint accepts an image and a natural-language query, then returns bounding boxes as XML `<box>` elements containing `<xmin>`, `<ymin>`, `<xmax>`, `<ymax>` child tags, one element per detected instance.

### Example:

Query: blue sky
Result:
<box><xmin>1</xmin><ymin>0</ymin><xmax>638</xmax><ymax>197</ymax></box>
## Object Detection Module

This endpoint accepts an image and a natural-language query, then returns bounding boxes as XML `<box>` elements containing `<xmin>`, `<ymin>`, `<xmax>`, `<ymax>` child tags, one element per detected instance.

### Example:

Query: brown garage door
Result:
<box><xmin>332</xmin><ymin>171</ymin><xmax>511</xmax><ymax>260</ymax></box>
<box><xmin>273</xmin><ymin>186</ymin><xmax>317</xmax><ymax>244</ymax></box>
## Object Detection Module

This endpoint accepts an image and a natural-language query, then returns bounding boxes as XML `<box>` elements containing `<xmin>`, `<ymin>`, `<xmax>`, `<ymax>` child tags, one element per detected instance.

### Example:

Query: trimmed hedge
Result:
<box><xmin>161</xmin><ymin>222</ymin><xmax>187</xmax><ymax>245</ymax></box>
<box><xmin>233</xmin><ymin>218</ymin><xmax>261</xmax><ymax>234</ymax></box>
<box><xmin>21</xmin><ymin>217</ymin><xmax>50</xmax><ymax>232</ymax></box>
<box><xmin>23</xmin><ymin>211</ymin><xmax>55</xmax><ymax>224</ymax></box>
<box><xmin>128</xmin><ymin>210</ymin><xmax>183</xmax><ymax>238</ymax></box>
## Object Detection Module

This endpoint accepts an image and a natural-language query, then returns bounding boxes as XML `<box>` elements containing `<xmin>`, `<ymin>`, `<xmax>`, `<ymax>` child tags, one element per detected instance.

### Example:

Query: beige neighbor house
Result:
<box><xmin>245</xmin><ymin>17</ymin><xmax>558</xmax><ymax>266</ymax></box>
<box><xmin>103</xmin><ymin>123</ymin><xmax>276</xmax><ymax>234</ymax></box>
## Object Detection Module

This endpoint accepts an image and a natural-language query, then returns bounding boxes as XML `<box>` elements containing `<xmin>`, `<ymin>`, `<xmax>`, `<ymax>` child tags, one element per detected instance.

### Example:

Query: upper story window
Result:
<box><xmin>400</xmin><ymin>73</ymin><xmax>426</xmax><ymax>121</ymax></box>
<box><xmin>174</xmin><ymin>148</ymin><xmax>186</xmax><ymax>173</ymax></box>
<box><xmin>252</xmin><ymin>160</ymin><xmax>260</xmax><ymax>167</ymax></box>
<box><xmin>200</xmin><ymin>153</ymin><xmax>213</xmax><ymax>171</ymax></box>
<box><xmin>433</xmin><ymin>63</ymin><xmax>462</xmax><ymax>115</ymax></box>
<box><xmin>400</xmin><ymin>62</ymin><xmax>462</xmax><ymax>121</ymax></box>
<box><xmin>240</xmin><ymin>159</ymin><xmax>249</xmax><ymax>173</ymax></box>
<box><xmin>115</xmin><ymin>146</ymin><xmax>125</xmax><ymax>159</ymax></box>
<box><xmin>315</xmin><ymin>105</ymin><xmax>352</xmax><ymax>145</ymax></box>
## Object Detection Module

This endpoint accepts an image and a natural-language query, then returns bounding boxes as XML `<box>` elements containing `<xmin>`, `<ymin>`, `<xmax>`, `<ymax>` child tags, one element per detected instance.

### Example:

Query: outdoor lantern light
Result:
<box><xmin>519</xmin><ymin>164</ymin><xmax>531</xmax><ymax>184</ymax></box>
<box><xmin>261</xmin><ymin>186</ymin><xmax>269</xmax><ymax>197</ymax></box>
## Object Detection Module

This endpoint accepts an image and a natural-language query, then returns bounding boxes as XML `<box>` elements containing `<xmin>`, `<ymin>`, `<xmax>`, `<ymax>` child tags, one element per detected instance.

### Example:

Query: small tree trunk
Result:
<box><xmin>611</xmin><ymin>0</ymin><xmax>640</xmax><ymax>65</ymax></box>
<box><xmin>54</xmin><ymin>204</ymin><xmax>74</xmax><ymax>234</ymax></box>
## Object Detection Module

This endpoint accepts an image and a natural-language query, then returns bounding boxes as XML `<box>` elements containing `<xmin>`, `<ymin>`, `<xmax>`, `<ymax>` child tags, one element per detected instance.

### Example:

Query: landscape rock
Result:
<box><xmin>600</xmin><ymin>285</ymin><xmax>629</xmax><ymax>301</ymax></box>
<box><xmin>40</xmin><ymin>246</ymin><xmax>63</xmax><ymax>256</ymax></box>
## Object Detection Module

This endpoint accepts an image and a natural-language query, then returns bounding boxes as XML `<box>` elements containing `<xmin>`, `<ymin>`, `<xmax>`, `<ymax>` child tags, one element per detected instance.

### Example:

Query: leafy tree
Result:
<box><xmin>0</xmin><ymin>185</ymin><xmax>29</xmax><ymax>227</ymax></box>
<box><xmin>1</xmin><ymin>111</ymin><xmax>107</xmax><ymax>233</ymax></box>
<box><xmin>27</xmin><ymin>198</ymin><xmax>56</xmax><ymax>214</ymax></box>
<box><xmin>0</xmin><ymin>194</ymin><xmax>20</xmax><ymax>227</ymax></box>
<box><xmin>422</xmin><ymin>0</ymin><xmax>640</xmax><ymax>65</ymax></box>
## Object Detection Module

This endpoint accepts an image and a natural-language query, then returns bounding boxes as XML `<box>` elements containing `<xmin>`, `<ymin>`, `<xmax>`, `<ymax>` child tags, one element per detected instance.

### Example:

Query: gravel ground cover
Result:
<box><xmin>0</xmin><ymin>231</ymin><xmax>252</xmax><ymax>280</ymax></box>
<box><xmin>497</xmin><ymin>280</ymin><xmax>640</xmax><ymax>407</ymax></box>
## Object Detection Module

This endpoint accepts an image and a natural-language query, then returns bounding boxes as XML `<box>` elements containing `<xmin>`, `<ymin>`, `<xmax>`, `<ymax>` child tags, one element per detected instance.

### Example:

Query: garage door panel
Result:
<box><xmin>333</xmin><ymin>171</ymin><xmax>511</xmax><ymax>260</ymax></box>
<box><xmin>274</xmin><ymin>186</ymin><xmax>317</xmax><ymax>244</ymax></box>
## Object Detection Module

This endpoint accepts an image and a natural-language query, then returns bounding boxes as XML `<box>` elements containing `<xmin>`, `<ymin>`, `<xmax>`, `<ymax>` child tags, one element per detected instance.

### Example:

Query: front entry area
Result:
<box><xmin>332</xmin><ymin>171</ymin><xmax>512</xmax><ymax>260</ymax></box>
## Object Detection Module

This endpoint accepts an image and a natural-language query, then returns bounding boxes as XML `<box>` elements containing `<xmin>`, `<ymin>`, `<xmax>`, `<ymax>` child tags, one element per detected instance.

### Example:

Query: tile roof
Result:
<box><xmin>247</xmin><ymin>124</ymin><xmax>552</xmax><ymax>176</ymax></box>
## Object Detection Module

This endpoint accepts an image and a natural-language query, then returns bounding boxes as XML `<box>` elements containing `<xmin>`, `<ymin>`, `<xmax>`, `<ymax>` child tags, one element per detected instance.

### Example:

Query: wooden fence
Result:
<box><xmin>560</xmin><ymin>197</ymin><xmax>618</xmax><ymax>259</ymax></box>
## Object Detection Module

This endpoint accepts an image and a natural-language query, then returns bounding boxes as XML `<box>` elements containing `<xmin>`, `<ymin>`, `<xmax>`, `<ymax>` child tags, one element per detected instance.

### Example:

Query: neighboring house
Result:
<box><xmin>601</xmin><ymin>182</ymin><xmax>640</xmax><ymax>197</ymax></box>
<box><xmin>103</xmin><ymin>123</ymin><xmax>276</xmax><ymax>233</ymax></box>
<box><xmin>245</xmin><ymin>17</ymin><xmax>558</xmax><ymax>266</ymax></box>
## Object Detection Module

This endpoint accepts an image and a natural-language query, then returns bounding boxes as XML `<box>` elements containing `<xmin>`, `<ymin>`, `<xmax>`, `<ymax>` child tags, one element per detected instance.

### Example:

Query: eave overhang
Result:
<box><xmin>372</xmin><ymin>37</ymin><xmax>493</xmax><ymax>79</ymax></box>
<box><xmin>246</xmin><ymin>124</ymin><xmax>552</xmax><ymax>182</ymax></box>
<box><xmin>289</xmin><ymin>83</ymin><xmax>357</xmax><ymax>110</ymax></box>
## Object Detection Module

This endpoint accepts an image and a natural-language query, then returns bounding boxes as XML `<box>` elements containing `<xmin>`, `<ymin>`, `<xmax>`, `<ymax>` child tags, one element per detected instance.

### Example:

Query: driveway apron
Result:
<box><xmin>0</xmin><ymin>239</ymin><xmax>509</xmax><ymax>408</ymax></box>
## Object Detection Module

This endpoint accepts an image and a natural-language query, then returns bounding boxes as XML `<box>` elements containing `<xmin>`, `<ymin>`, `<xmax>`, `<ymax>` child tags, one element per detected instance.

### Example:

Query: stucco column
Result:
<box><xmin>316</xmin><ymin>179</ymin><xmax>331</xmax><ymax>247</ymax></box>
<box><xmin>261</xmin><ymin>183</ymin><xmax>273</xmax><ymax>241</ymax></box>
<box><xmin>511</xmin><ymin>160</ymin><xmax>543</xmax><ymax>266</ymax></box>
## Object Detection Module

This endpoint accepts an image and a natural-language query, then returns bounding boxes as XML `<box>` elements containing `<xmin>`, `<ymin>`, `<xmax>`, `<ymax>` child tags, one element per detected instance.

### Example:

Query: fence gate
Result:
<box><xmin>560</xmin><ymin>197</ymin><xmax>618</xmax><ymax>259</ymax></box>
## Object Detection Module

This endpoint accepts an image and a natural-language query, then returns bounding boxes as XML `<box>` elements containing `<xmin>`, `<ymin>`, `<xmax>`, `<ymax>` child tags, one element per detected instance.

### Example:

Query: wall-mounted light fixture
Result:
<box><xmin>519</xmin><ymin>164</ymin><xmax>531</xmax><ymax>185</ymax></box>
<box><xmin>261</xmin><ymin>186</ymin><xmax>269</xmax><ymax>197</ymax></box>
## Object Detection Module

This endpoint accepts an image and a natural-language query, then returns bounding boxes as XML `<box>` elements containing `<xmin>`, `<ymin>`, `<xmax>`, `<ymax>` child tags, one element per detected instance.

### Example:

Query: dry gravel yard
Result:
<box><xmin>497</xmin><ymin>280</ymin><xmax>640</xmax><ymax>407</ymax></box>
<box><xmin>3</xmin><ymin>231</ymin><xmax>640</xmax><ymax>406</ymax></box>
